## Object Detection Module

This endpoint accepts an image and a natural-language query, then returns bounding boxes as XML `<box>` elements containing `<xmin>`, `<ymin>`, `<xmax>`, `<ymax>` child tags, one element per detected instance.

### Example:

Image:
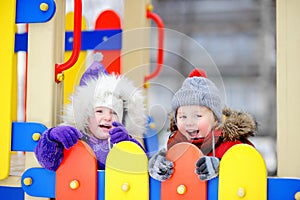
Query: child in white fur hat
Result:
<box><xmin>35</xmin><ymin>73</ymin><xmax>147</xmax><ymax>170</ymax></box>
<box><xmin>148</xmin><ymin>69</ymin><xmax>257</xmax><ymax>181</ymax></box>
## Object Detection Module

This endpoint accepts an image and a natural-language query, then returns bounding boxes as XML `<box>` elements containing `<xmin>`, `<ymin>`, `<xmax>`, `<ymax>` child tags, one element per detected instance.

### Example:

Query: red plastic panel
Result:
<box><xmin>161</xmin><ymin>142</ymin><xmax>207</xmax><ymax>200</ymax></box>
<box><xmin>95</xmin><ymin>10</ymin><xmax>121</xmax><ymax>74</ymax></box>
<box><xmin>56</xmin><ymin>141</ymin><xmax>97</xmax><ymax>200</ymax></box>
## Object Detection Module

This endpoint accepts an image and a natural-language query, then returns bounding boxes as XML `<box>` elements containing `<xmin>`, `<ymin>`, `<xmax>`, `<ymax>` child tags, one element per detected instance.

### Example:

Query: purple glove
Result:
<box><xmin>109</xmin><ymin>122</ymin><xmax>130</xmax><ymax>144</ymax></box>
<box><xmin>48</xmin><ymin>126</ymin><xmax>82</xmax><ymax>149</ymax></box>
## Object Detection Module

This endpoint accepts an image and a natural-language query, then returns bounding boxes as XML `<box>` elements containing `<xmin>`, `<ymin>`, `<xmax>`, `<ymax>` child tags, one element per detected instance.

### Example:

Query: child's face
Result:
<box><xmin>88</xmin><ymin>106</ymin><xmax>120</xmax><ymax>139</ymax></box>
<box><xmin>176</xmin><ymin>105</ymin><xmax>218</xmax><ymax>140</ymax></box>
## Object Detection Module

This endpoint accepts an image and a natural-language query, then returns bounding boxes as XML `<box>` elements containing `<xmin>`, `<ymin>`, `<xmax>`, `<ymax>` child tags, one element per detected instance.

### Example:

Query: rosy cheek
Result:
<box><xmin>198</xmin><ymin>123</ymin><xmax>210</xmax><ymax>135</ymax></box>
<box><xmin>88</xmin><ymin>118</ymin><xmax>98</xmax><ymax>131</ymax></box>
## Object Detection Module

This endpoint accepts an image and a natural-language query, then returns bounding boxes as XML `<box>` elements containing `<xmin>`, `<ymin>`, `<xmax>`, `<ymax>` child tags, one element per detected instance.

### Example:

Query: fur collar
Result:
<box><xmin>220</xmin><ymin>107</ymin><xmax>257</xmax><ymax>141</ymax></box>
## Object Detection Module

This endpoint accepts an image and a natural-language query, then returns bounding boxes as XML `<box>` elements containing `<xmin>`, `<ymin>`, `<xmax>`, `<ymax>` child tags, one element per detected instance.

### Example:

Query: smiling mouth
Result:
<box><xmin>99</xmin><ymin>124</ymin><xmax>112</xmax><ymax>129</ymax></box>
<box><xmin>186</xmin><ymin>130</ymin><xmax>199</xmax><ymax>137</ymax></box>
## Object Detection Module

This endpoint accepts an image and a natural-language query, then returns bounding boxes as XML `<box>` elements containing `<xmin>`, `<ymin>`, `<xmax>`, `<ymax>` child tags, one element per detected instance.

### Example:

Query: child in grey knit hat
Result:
<box><xmin>148</xmin><ymin>69</ymin><xmax>257</xmax><ymax>181</ymax></box>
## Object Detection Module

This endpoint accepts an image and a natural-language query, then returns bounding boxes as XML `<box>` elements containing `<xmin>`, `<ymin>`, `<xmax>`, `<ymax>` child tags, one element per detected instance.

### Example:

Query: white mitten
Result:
<box><xmin>195</xmin><ymin>156</ymin><xmax>219</xmax><ymax>181</ymax></box>
<box><xmin>148</xmin><ymin>148</ymin><xmax>174</xmax><ymax>181</ymax></box>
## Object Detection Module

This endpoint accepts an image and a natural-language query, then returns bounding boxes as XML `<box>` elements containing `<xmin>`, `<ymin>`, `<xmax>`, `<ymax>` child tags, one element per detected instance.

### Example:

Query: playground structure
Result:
<box><xmin>1</xmin><ymin>0</ymin><xmax>300</xmax><ymax>199</ymax></box>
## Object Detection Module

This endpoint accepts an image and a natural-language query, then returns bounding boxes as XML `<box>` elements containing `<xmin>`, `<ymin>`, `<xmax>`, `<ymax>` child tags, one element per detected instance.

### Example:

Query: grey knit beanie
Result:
<box><xmin>171</xmin><ymin>76</ymin><xmax>222</xmax><ymax>123</ymax></box>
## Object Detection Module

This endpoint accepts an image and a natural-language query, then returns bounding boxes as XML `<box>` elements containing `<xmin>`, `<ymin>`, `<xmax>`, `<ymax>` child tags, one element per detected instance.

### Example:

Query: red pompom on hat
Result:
<box><xmin>188</xmin><ymin>68</ymin><xmax>207</xmax><ymax>78</ymax></box>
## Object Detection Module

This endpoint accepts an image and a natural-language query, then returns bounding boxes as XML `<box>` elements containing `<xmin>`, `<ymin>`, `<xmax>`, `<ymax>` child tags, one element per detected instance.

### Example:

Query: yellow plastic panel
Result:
<box><xmin>0</xmin><ymin>0</ymin><xmax>17</xmax><ymax>180</ymax></box>
<box><xmin>218</xmin><ymin>144</ymin><xmax>267</xmax><ymax>200</ymax></box>
<box><xmin>105</xmin><ymin>141</ymin><xmax>149</xmax><ymax>200</ymax></box>
<box><xmin>64</xmin><ymin>12</ymin><xmax>87</xmax><ymax>104</ymax></box>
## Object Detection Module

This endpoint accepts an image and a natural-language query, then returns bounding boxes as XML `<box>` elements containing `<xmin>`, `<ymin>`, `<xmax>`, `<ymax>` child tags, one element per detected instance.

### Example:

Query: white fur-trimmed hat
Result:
<box><xmin>62</xmin><ymin>74</ymin><xmax>147</xmax><ymax>138</ymax></box>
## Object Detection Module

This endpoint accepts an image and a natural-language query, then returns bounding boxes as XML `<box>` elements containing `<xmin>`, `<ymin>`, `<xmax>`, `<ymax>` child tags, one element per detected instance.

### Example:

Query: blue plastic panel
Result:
<box><xmin>16</xmin><ymin>0</ymin><xmax>56</xmax><ymax>23</ymax></box>
<box><xmin>207</xmin><ymin>176</ymin><xmax>300</xmax><ymax>200</ymax></box>
<box><xmin>12</xmin><ymin>122</ymin><xmax>47</xmax><ymax>152</ymax></box>
<box><xmin>65</xmin><ymin>29</ymin><xmax>122</xmax><ymax>51</ymax></box>
<box><xmin>0</xmin><ymin>186</ymin><xmax>24</xmax><ymax>200</ymax></box>
<box><xmin>98</xmin><ymin>170</ymin><xmax>105</xmax><ymax>200</ymax></box>
<box><xmin>208</xmin><ymin>176</ymin><xmax>218</xmax><ymax>200</ymax></box>
<box><xmin>15</xmin><ymin>29</ymin><xmax>122</xmax><ymax>52</ymax></box>
<box><xmin>143</xmin><ymin>116</ymin><xmax>159</xmax><ymax>158</ymax></box>
<box><xmin>149</xmin><ymin>177</ymin><xmax>161</xmax><ymax>200</ymax></box>
<box><xmin>14</xmin><ymin>33</ymin><xmax>27</xmax><ymax>52</ymax></box>
<box><xmin>22</xmin><ymin>168</ymin><xmax>55</xmax><ymax>198</ymax></box>
<box><xmin>268</xmin><ymin>177</ymin><xmax>300</xmax><ymax>200</ymax></box>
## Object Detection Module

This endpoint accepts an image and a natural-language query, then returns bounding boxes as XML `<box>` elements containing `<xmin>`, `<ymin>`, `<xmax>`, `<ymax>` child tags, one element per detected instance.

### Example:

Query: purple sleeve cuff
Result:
<box><xmin>34</xmin><ymin>128</ymin><xmax>64</xmax><ymax>171</ymax></box>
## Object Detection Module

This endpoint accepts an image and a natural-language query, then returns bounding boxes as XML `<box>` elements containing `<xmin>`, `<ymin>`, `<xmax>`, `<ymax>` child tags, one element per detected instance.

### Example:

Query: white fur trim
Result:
<box><xmin>62</xmin><ymin>74</ymin><xmax>147</xmax><ymax>138</ymax></box>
